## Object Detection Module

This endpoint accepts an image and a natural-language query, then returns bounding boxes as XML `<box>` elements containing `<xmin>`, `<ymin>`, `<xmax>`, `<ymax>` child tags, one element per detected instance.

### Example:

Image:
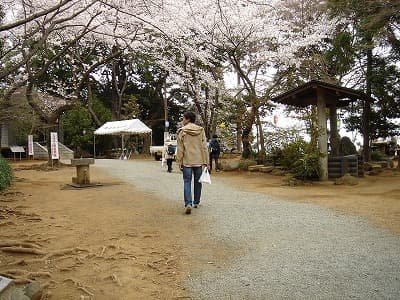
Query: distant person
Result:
<box><xmin>163</xmin><ymin>141</ymin><xmax>175</xmax><ymax>173</ymax></box>
<box><xmin>176</xmin><ymin>111</ymin><xmax>209</xmax><ymax>214</ymax></box>
<box><xmin>209</xmin><ymin>134</ymin><xmax>221</xmax><ymax>173</ymax></box>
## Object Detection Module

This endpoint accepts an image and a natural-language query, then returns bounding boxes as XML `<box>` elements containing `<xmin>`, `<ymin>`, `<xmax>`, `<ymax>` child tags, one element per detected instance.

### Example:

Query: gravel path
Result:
<box><xmin>95</xmin><ymin>159</ymin><xmax>400</xmax><ymax>300</ymax></box>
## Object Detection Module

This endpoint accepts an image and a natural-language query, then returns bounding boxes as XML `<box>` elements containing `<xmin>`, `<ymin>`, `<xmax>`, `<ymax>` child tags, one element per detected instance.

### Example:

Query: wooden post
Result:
<box><xmin>93</xmin><ymin>134</ymin><xmax>96</xmax><ymax>158</ymax></box>
<box><xmin>329</xmin><ymin>104</ymin><xmax>340</xmax><ymax>156</ymax></box>
<box><xmin>317</xmin><ymin>89</ymin><xmax>328</xmax><ymax>180</ymax></box>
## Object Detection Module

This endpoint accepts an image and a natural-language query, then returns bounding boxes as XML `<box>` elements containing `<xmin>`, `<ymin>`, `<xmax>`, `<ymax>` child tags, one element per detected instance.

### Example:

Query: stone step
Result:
<box><xmin>259</xmin><ymin>166</ymin><xmax>274</xmax><ymax>173</ymax></box>
<box><xmin>32</xmin><ymin>142</ymin><xmax>74</xmax><ymax>161</ymax></box>
<box><xmin>248</xmin><ymin>165</ymin><xmax>264</xmax><ymax>172</ymax></box>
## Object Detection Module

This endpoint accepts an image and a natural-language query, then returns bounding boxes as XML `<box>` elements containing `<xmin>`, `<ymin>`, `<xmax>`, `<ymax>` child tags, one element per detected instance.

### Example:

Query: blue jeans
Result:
<box><xmin>183</xmin><ymin>166</ymin><xmax>203</xmax><ymax>207</ymax></box>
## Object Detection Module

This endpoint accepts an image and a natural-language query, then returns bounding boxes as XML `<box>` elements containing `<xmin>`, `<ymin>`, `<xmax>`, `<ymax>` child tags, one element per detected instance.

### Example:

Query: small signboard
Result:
<box><xmin>50</xmin><ymin>132</ymin><xmax>59</xmax><ymax>160</ymax></box>
<box><xmin>10</xmin><ymin>145</ymin><xmax>25</xmax><ymax>161</ymax></box>
<box><xmin>10</xmin><ymin>146</ymin><xmax>25</xmax><ymax>153</ymax></box>
<box><xmin>28</xmin><ymin>135</ymin><xmax>34</xmax><ymax>156</ymax></box>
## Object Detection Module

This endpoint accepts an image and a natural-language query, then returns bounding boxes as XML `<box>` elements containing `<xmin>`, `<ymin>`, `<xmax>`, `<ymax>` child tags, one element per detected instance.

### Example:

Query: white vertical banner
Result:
<box><xmin>28</xmin><ymin>135</ymin><xmax>34</xmax><ymax>156</ymax></box>
<box><xmin>50</xmin><ymin>132</ymin><xmax>59</xmax><ymax>160</ymax></box>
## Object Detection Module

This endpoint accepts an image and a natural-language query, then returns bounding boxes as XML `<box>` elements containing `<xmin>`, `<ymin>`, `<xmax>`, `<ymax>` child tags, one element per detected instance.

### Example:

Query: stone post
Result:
<box><xmin>71</xmin><ymin>158</ymin><xmax>95</xmax><ymax>185</ymax></box>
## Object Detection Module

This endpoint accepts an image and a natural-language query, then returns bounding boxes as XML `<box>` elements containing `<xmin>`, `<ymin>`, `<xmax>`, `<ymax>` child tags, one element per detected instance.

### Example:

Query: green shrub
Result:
<box><xmin>276</xmin><ymin>139</ymin><xmax>322</xmax><ymax>179</ymax></box>
<box><xmin>266</xmin><ymin>148</ymin><xmax>283</xmax><ymax>166</ymax></box>
<box><xmin>280</xmin><ymin>140</ymin><xmax>308</xmax><ymax>170</ymax></box>
<box><xmin>255</xmin><ymin>149</ymin><xmax>267</xmax><ymax>164</ymax></box>
<box><xmin>0</xmin><ymin>155</ymin><xmax>12</xmax><ymax>191</ymax></box>
<box><xmin>371</xmin><ymin>151</ymin><xmax>387</xmax><ymax>161</ymax></box>
<box><xmin>292</xmin><ymin>151</ymin><xmax>321</xmax><ymax>179</ymax></box>
<box><xmin>238</xmin><ymin>159</ymin><xmax>257</xmax><ymax>170</ymax></box>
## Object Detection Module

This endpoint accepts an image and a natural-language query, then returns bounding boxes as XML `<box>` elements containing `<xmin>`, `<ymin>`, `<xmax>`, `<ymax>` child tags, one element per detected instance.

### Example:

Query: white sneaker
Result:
<box><xmin>193</xmin><ymin>204</ymin><xmax>199</xmax><ymax>208</ymax></box>
<box><xmin>185</xmin><ymin>205</ymin><xmax>192</xmax><ymax>214</ymax></box>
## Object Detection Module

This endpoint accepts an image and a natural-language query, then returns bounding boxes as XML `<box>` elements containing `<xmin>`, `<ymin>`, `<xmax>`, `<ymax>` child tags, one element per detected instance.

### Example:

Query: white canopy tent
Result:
<box><xmin>94</xmin><ymin>119</ymin><xmax>152</xmax><ymax>158</ymax></box>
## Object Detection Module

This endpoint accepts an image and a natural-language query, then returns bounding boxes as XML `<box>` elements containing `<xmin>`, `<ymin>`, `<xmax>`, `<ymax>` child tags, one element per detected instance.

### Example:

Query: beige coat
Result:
<box><xmin>176</xmin><ymin>123</ymin><xmax>209</xmax><ymax>167</ymax></box>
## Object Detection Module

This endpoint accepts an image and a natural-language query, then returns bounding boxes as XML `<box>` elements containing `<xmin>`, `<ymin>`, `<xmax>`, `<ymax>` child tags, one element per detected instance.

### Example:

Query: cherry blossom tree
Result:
<box><xmin>1</xmin><ymin>0</ymin><xmax>338</xmax><ymax>159</ymax></box>
<box><xmin>148</xmin><ymin>0</ymin><xmax>338</xmax><ymax>157</ymax></box>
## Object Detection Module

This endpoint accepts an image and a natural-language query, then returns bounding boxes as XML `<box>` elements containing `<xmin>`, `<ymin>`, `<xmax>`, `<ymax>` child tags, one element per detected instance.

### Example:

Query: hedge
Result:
<box><xmin>0</xmin><ymin>155</ymin><xmax>12</xmax><ymax>191</ymax></box>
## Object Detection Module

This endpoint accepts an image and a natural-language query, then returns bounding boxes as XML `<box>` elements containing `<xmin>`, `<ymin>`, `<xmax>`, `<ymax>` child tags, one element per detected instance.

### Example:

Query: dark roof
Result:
<box><xmin>271</xmin><ymin>80</ymin><xmax>369</xmax><ymax>108</ymax></box>
<box><xmin>11</xmin><ymin>88</ymin><xmax>68</xmax><ymax>113</ymax></box>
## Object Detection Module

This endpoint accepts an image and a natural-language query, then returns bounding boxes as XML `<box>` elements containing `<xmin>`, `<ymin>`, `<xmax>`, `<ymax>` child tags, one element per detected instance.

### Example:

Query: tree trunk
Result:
<box><xmin>204</xmin><ymin>86</ymin><xmax>210</xmax><ymax>138</ymax></box>
<box><xmin>255</xmin><ymin>107</ymin><xmax>266</xmax><ymax>155</ymax></box>
<box><xmin>241</xmin><ymin>108</ymin><xmax>255</xmax><ymax>158</ymax></box>
<box><xmin>236</xmin><ymin>113</ymin><xmax>243</xmax><ymax>153</ymax></box>
<box><xmin>210</xmin><ymin>88</ymin><xmax>219</xmax><ymax>137</ymax></box>
<box><xmin>363</xmin><ymin>47</ymin><xmax>373</xmax><ymax>162</ymax></box>
<box><xmin>163</xmin><ymin>80</ymin><xmax>168</xmax><ymax>133</ymax></box>
<box><xmin>87</xmin><ymin>82</ymin><xmax>102</xmax><ymax>126</ymax></box>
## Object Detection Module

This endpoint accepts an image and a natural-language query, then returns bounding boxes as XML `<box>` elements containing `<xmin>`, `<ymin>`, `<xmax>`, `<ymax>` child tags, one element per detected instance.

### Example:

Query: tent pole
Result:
<box><xmin>122</xmin><ymin>134</ymin><xmax>125</xmax><ymax>160</ymax></box>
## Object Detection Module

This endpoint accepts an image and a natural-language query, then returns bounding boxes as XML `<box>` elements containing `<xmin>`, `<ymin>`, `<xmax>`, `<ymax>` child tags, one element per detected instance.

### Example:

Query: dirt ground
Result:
<box><xmin>0</xmin><ymin>162</ymin><xmax>188</xmax><ymax>300</ymax></box>
<box><xmin>219</xmin><ymin>168</ymin><xmax>400</xmax><ymax>235</ymax></box>
<box><xmin>1</xmin><ymin>160</ymin><xmax>399</xmax><ymax>299</ymax></box>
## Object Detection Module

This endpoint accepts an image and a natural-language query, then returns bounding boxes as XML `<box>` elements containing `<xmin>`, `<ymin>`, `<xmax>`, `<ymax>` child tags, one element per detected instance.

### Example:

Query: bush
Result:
<box><xmin>371</xmin><ymin>151</ymin><xmax>388</xmax><ymax>161</ymax></box>
<box><xmin>0</xmin><ymin>155</ymin><xmax>12</xmax><ymax>191</ymax></box>
<box><xmin>280</xmin><ymin>140</ymin><xmax>309</xmax><ymax>170</ymax></box>
<box><xmin>291</xmin><ymin>151</ymin><xmax>321</xmax><ymax>179</ymax></box>
<box><xmin>274</xmin><ymin>139</ymin><xmax>322</xmax><ymax>180</ymax></box>
<box><xmin>238</xmin><ymin>159</ymin><xmax>257</xmax><ymax>170</ymax></box>
<box><xmin>266</xmin><ymin>148</ymin><xmax>283</xmax><ymax>166</ymax></box>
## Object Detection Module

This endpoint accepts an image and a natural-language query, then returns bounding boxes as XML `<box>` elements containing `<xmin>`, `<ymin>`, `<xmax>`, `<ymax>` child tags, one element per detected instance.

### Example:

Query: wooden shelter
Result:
<box><xmin>271</xmin><ymin>80</ymin><xmax>368</xmax><ymax>180</ymax></box>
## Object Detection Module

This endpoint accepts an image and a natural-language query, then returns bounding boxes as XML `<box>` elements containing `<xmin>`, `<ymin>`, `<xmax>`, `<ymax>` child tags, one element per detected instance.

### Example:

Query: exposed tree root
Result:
<box><xmin>45</xmin><ymin>247</ymin><xmax>88</xmax><ymax>260</ymax></box>
<box><xmin>1</xmin><ymin>269</ymin><xmax>51</xmax><ymax>278</ymax></box>
<box><xmin>100</xmin><ymin>246</ymin><xmax>106</xmax><ymax>257</ymax></box>
<box><xmin>58</xmin><ymin>267</ymin><xmax>74</xmax><ymax>272</ymax></box>
<box><xmin>27</xmin><ymin>271</ymin><xmax>52</xmax><ymax>279</ymax></box>
<box><xmin>77</xmin><ymin>286</ymin><xmax>94</xmax><ymax>296</ymax></box>
<box><xmin>63</xmin><ymin>278</ymin><xmax>95</xmax><ymax>296</ymax></box>
<box><xmin>0</xmin><ymin>269</ymin><xmax>26</xmax><ymax>277</ymax></box>
<box><xmin>147</xmin><ymin>262</ymin><xmax>160</xmax><ymax>271</ymax></box>
<box><xmin>40</xmin><ymin>291</ymin><xmax>52</xmax><ymax>300</ymax></box>
<box><xmin>0</xmin><ymin>221</ymin><xmax>16</xmax><ymax>226</ymax></box>
<box><xmin>0</xmin><ymin>240</ymin><xmax>42</xmax><ymax>249</ymax></box>
<box><xmin>0</xmin><ymin>198</ymin><xmax>17</xmax><ymax>202</ymax></box>
<box><xmin>42</xmin><ymin>280</ymin><xmax>58</xmax><ymax>290</ymax></box>
<box><xmin>7</xmin><ymin>247</ymin><xmax>88</xmax><ymax>266</ymax></box>
<box><xmin>0</xmin><ymin>269</ymin><xmax>51</xmax><ymax>284</ymax></box>
<box><xmin>26</xmin><ymin>217</ymin><xmax>42</xmax><ymax>222</ymax></box>
<box><xmin>12</xmin><ymin>278</ymin><xmax>33</xmax><ymax>284</ymax></box>
<box><xmin>0</xmin><ymin>246</ymin><xmax>45</xmax><ymax>255</ymax></box>
<box><xmin>106</xmin><ymin>274</ymin><xmax>122</xmax><ymax>286</ymax></box>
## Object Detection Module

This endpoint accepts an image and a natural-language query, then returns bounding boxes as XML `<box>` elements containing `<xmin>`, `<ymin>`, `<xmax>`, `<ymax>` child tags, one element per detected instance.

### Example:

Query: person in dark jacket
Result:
<box><xmin>208</xmin><ymin>135</ymin><xmax>221</xmax><ymax>173</ymax></box>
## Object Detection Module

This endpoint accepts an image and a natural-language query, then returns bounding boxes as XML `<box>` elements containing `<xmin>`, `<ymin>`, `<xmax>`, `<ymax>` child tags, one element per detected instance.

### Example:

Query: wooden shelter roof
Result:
<box><xmin>271</xmin><ymin>80</ymin><xmax>368</xmax><ymax>108</ymax></box>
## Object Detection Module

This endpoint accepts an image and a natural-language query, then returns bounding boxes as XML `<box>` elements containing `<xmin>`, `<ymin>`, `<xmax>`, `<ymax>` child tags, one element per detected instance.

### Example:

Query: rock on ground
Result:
<box><xmin>335</xmin><ymin>173</ymin><xmax>359</xmax><ymax>186</ymax></box>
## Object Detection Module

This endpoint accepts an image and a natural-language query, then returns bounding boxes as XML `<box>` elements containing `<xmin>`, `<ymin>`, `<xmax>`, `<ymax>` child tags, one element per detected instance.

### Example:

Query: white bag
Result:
<box><xmin>161</xmin><ymin>158</ymin><xmax>167</xmax><ymax>168</ymax></box>
<box><xmin>199</xmin><ymin>167</ymin><xmax>211</xmax><ymax>184</ymax></box>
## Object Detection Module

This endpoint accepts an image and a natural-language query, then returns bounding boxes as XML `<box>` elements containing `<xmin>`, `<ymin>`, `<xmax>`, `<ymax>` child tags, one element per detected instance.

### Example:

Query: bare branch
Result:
<box><xmin>0</xmin><ymin>0</ymin><xmax>73</xmax><ymax>32</ymax></box>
